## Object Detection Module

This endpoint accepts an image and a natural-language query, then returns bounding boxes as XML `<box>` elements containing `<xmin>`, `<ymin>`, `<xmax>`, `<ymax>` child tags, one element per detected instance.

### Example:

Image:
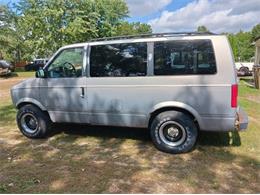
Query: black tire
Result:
<box><xmin>150</xmin><ymin>111</ymin><xmax>198</xmax><ymax>154</ymax></box>
<box><xmin>17</xmin><ymin>104</ymin><xmax>51</xmax><ymax>138</ymax></box>
<box><xmin>239</xmin><ymin>67</ymin><xmax>249</xmax><ymax>76</ymax></box>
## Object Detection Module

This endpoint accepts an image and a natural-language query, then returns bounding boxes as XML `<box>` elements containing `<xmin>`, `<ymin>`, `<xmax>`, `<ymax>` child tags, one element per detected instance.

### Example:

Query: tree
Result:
<box><xmin>252</xmin><ymin>23</ymin><xmax>260</xmax><ymax>41</ymax></box>
<box><xmin>13</xmin><ymin>0</ymin><xmax>129</xmax><ymax>59</ymax></box>
<box><xmin>227</xmin><ymin>30</ymin><xmax>254</xmax><ymax>62</ymax></box>
<box><xmin>1</xmin><ymin>0</ymin><xmax>153</xmax><ymax>62</ymax></box>
<box><xmin>197</xmin><ymin>26</ymin><xmax>209</xmax><ymax>32</ymax></box>
<box><xmin>0</xmin><ymin>5</ymin><xmax>24</xmax><ymax>62</ymax></box>
<box><xmin>116</xmin><ymin>21</ymin><xmax>152</xmax><ymax>36</ymax></box>
<box><xmin>0</xmin><ymin>5</ymin><xmax>8</xmax><ymax>26</ymax></box>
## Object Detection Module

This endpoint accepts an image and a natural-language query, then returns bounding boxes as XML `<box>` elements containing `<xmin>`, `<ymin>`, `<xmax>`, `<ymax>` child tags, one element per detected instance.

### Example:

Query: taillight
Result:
<box><xmin>231</xmin><ymin>84</ymin><xmax>238</xmax><ymax>108</ymax></box>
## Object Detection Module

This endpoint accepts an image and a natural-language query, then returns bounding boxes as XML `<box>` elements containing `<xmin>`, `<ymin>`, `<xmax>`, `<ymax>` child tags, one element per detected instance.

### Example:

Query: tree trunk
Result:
<box><xmin>253</xmin><ymin>66</ymin><xmax>260</xmax><ymax>89</ymax></box>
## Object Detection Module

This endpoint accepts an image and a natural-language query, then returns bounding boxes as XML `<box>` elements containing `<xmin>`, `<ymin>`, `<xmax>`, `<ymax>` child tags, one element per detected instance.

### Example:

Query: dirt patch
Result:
<box><xmin>245</xmin><ymin>95</ymin><xmax>260</xmax><ymax>104</ymax></box>
<box><xmin>0</xmin><ymin>78</ymin><xmax>27</xmax><ymax>101</ymax></box>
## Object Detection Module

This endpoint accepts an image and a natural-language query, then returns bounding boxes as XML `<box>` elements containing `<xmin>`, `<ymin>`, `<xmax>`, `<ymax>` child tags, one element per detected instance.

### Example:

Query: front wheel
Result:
<box><xmin>17</xmin><ymin>104</ymin><xmax>51</xmax><ymax>138</ymax></box>
<box><xmin>150</xmin><ymin>111</ymin><xmax>198</xmax><ymax>154</ymax></box>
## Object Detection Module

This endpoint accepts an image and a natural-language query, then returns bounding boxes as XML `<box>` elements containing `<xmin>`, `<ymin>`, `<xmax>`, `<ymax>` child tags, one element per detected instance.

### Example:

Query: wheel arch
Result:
<box><xmin>16</xmin><ymin>98</ymin><xmax>47</xmax><ymax>111</ymax></box>
<box><xmin>148</xmin><ymin>101</ymin><xmax>202</xmax><ymax>129</ymax></box>
<box><xmin>16</xmin><ymin>99</ymin><xmax>52</xmax><ymax>122</ymax></box>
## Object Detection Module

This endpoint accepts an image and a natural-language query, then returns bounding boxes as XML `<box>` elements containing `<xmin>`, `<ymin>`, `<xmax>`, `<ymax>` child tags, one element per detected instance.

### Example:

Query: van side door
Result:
<box><xmin>86</xmin><ymin>42</ymin><xmax>149</xmax><ymax>127</ymax></box>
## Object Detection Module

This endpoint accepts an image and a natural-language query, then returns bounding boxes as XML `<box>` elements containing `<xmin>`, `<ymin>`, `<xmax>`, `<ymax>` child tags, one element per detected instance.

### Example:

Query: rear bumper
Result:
<box><xmin>235</xmin><ymin>107</ymin><xmax>248</xmax><ymax>131</ymax></box>
<box><xmin>199</xmin><ymin>107</ymin><xmax>248</xmax><ymax>132</ymax></box>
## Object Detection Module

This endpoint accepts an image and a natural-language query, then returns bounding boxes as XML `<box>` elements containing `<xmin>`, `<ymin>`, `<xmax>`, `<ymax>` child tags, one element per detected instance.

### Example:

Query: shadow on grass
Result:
<box><xmin>50</xmin><ymin>123</ymin><xmax>151</xmax><ymax>142</ymax></box>
<box><xmin>50</xmin><ymin>123</ymin><xmax>241</xmax><ymax>147</ymax></box>
<box><xmin>198</xmin><ymin>131</ymin><xmax>241</xmax><ymax>147</ymax></box>
<box><xmin>0</xmin><ymin>123</ymin><xmax>259</xmax><ymax>193</ymax></box>
<box><xmin>0</xmin><ymin>109</ymin><xmax>258</xmax><ymax>193</ymax></box>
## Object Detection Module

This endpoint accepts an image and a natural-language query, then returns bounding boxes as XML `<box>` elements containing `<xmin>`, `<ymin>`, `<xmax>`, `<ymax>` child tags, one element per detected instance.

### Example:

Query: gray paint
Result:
<box><xmin>10</xmin><ymin>35</ymin><xmax>248</xmax><ymax>131</ymax></box>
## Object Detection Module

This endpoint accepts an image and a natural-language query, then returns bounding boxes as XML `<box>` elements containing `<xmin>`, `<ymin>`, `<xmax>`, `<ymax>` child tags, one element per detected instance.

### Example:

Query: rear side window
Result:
<box><xmin>90</xmin><ymin>42</ymin><xmax>147</xmax><ymax>77</ymax></box>
<box><xmin>154</xmin><ymin>40</ymin><xmax>216</xmax><ymax>75</ymax></box>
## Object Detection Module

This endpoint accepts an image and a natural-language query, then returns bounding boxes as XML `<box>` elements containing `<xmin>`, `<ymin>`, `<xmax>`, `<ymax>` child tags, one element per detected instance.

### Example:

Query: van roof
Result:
<box><xmin>89</xmin><ymin>31</ymin><xmax>217</xmax><ymax>42</ymax></box>
<box><xmin>61</xmin><ymin>32</ymin><xmax>222</xmax><ymax>49</ymax></box>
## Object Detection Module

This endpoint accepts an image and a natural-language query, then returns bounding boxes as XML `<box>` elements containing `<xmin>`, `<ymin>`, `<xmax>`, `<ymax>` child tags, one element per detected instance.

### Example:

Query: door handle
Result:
<box><xmin>80</xmin><ymin>87</ymin><xmax>85</xmax><ymax>98</ymax></box>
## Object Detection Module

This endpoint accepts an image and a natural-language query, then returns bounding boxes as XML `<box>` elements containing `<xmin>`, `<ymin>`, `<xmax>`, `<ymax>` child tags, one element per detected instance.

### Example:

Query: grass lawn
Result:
<box><xmin>0</xmin><ymin>72</ymin><xmax>259</xmax><ymax>193</ymax></box>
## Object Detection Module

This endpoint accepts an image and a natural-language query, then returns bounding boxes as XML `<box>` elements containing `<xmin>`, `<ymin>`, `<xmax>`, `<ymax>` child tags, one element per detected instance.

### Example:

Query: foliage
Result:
<box><xmin>116</xmin><ymin>21</ymin><xmax>152</xmax><ymax>36</ymax></box>
<box><xmin>1</xmin><ymin>0</ymin><xmax>259</xmax><ymax>63</ymax></box>
<box><xmin>0</xmin><ymin>0</ymin><xmax>152</xmax><ymax>62</ymax></box>
<box><xmin>197</xmin><ymin>25</ymin><xmax>209</xmax><ymax>32</ymax></box>
<box><xmin>14</xmin><ymin>0</ymin><xmax>129</xmax><ymax>59</ymax></box>
<box><xmin>197</xmin><ymin>24</ymin><xmax>260</xmax><ymax>62</ymax></box>
<box><xmin>227</xmin><ymin>30</ymin><xmax>255</xmax><ymax>62</ymax></box>
<box><xmin>0</xmin><ymin>5</ymin><xmax>19</xmax><ymax>61</ymax></box>
<box><xmin>251</xmin><ymin>24</ymin><xmax>260</xmax><ymax>41</ymax></box>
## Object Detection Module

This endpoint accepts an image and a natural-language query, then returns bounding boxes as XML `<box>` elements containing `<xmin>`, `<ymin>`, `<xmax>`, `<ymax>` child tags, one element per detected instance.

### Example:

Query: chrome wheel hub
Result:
<box><xmin>167</xmin><ymin>127</ymin><xmax>180</xmax><ymax>138</ymax></box>
<box><xmin>158</xmin><ymin>121</ymin><xmax>187</xmax><ymax>147</ymax></box>
<box><xmin>21</xmin><ymin>113</ymin><xmax>38</xmax><ymax>134</ymax></box>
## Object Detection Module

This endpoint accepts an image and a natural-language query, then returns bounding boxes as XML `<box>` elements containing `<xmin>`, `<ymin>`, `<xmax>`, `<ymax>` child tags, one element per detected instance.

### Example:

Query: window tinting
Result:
<box><xmin>154</xmin><ymin>40</ymin><xmax>216</xmax><ymax>75</ymax></box>
<box><xmin>90</xmin><ymin>43</ymin><xmax>147</xmax><ymax>77</ymax></box>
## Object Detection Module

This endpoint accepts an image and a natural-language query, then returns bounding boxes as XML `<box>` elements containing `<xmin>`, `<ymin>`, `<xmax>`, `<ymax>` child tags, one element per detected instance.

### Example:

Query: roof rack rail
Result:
<box><xmin>90</xmin><ymin>31</ymin><xmax>216</xmax><ymax>42</ymax></box>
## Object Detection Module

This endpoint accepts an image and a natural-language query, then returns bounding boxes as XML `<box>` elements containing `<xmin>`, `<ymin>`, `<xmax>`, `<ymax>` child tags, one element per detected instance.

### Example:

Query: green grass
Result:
<box><xmin>239</xmin><ymin>80</ymin><xmax>260</xmax><ymax>96</ymax></box>
<box><xmin>0</xmin><ymin>71</ymin><xmax>35</xmax><ymax>79</ymax></box>
<box><xmin>0</xmin><ymin>184</ymin><xmax>7</xmax><ymax>193</ymax></box>
<box><xmin>0</xmin><ymin>75</ymin><xmax>259</xmax><ymax>193</ymax></box>
<box><xmin>16</xmin><ymin>71</ymin><xmax>35</xmax><ymax>78</ymax></box>
<box><xmin>0</xmin><ymin>104</ymin><xmax>16</xmax><ymax>127</ymax></box>
<box><xmin>13</xmin><ymin>67</ymin><xmax>25</xmax><ymax>72</ymax></box>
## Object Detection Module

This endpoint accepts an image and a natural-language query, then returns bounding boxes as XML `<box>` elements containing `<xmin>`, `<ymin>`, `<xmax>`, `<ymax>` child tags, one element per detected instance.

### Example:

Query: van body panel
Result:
<box><xmin>11</xmin><ymin>78</ymin><xmax>42</xmax><ymax>109</ymax></box>
<box><xmin>85</xmin><ymin>76</ymin><xmax>236</xmax><ymax>131</ymax></box>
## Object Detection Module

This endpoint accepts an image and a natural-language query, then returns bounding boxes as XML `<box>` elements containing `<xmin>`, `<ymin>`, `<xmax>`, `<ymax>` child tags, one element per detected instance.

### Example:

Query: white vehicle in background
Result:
<box><xmin>235</xmin><ymin>62</ymin><xmax>254</xmax><ymax>76</ymax></box>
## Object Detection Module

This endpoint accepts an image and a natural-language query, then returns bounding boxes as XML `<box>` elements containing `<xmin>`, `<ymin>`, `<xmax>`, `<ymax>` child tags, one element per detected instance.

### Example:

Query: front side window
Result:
<box><xmin>154</xmin><ymin>40</ymin><xmax>216</xmax><ymax>75</ymax></box>
<box><xmin>47</xmin><ymin>47</ymin><xmax>84</xmax><ymax>78</ymax></box>
<box><xmin>90</xmin><ymin>42</ymin><xmax>147</xmax><ymax>77</ymax></box>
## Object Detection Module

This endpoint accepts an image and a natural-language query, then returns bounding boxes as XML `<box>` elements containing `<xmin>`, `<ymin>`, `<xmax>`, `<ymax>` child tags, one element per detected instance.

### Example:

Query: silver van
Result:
<box><xmin>11</xmin><ymin>32</ymin><xmax>248</xmax><ymax>153</ymax></box>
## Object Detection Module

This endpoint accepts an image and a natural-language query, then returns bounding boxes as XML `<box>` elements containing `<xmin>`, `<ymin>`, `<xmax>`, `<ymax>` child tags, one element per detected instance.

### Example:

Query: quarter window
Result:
<box><xmin>154</xmin><ymin>40</ymin><xmax>216</xmax><ymax>75</ymax></box>
<box><xmin>90</xmin><ymin>43</ymin><xmax>147</xmax><ymax>77</ymax></box>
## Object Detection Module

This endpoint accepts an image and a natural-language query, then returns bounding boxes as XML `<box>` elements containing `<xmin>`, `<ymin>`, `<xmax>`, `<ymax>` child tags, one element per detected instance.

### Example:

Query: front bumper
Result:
<box><xmin>235</xmin><ymin>107</ymin><xmax>249</xmax><ymax>131</ymax></box>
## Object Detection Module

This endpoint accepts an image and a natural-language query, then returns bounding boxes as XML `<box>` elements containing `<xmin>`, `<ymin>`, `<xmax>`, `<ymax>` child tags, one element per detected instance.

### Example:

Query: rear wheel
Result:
<box><xmin>17</xmin><ymin>104</ymin><xmax>51</xmax><ymax>138</ymax></box>
<box><xmin>150</xmin><ymin>111</ymin><xmax>198</xmax><ymax>154</ymax></box>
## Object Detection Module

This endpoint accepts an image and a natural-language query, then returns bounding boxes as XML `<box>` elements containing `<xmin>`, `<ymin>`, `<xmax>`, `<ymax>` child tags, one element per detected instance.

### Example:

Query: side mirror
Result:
<box><xmin>35</xmin><ymin>69</ymin><xmax>46</xmax><ymax>78</ymax></box>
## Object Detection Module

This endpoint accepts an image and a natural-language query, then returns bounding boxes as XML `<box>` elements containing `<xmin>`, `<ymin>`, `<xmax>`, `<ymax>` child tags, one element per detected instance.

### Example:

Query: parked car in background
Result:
<box><xmin>25</xmin><ymin>58</ymin><xmax>48</xmax><ymax>71</ymax></box>
<box><xmin>11</xmin><ymin>32</ymin><xmax>248</xmax><ymax>154</ymax></box>
<box><xmin>235</xmin><ymin>62</ymin><xmax>254</xmax><ymax>76</ymax></box>
<box><xmin>0</xmin><ymin>60</ymin><xmax>15</xmax><ymax>76</ymax></box>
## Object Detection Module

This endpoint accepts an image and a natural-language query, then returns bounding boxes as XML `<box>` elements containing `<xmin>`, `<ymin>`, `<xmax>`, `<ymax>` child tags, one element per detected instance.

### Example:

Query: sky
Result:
<box><xmin>1</xmin><ymin>0</ymin><xmax>260</xmax><ymax>33</ymax></box>
<box><xmin>126</xmin><ymin>0</ymin><xmax>260</xmax><ymax>33</ymax></box>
